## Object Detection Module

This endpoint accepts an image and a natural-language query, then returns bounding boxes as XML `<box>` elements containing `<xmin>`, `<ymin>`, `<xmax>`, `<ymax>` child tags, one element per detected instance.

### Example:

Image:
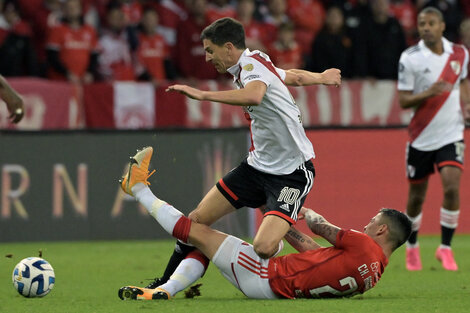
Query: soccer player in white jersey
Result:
<box><xmin>136</xmin><ymin>17</ymin><xmax>341</xmax><ymax>290</ymax></box>
<box><xmin>118</xmin><ymin>147</ymin><xmax>411</xmax><ymax>300</ymax></box>
<box><xmin>398</xmin><ymin>7</ymin><xmax>470</xmax><ymax>271</ymax></box>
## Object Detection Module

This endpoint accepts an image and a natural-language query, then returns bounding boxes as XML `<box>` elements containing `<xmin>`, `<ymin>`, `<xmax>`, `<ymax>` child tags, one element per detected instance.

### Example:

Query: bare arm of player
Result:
<box><xmin>284</xmin><ymin>68</ymin><xmax>341</xmax><ymax>87</ymax></box>
<box><xmin>256</xmin><ymin>205</ymin><xmax>322</xmax><ymax>253</ymax></box>
<box><xmin>166</xmin><ymin>80</ymin><xmax>267</xmax><ymax>106</ymax></box>
<box><xmin>399</xmin><ymin>80</ymin><xmax>453</xmax><ymax>109</ymax></box>
<box><xmin>0</xmin><ymin>75</ymin><xmax>24</xmax><ymax>123</ymax></box>
<box><xmin>301</xmin><ymin>207</ymin><xmax>340</xmax><ymax>246</ymax></box>
<box><xmin>459</xmin><ymin>79</ymin><xmax>470</xmax><ymax>123</ymax></box>
<box><xmin>284</xmin><ymin>226</ymin><xmax>323</xmax><ymax>252</ymax></box>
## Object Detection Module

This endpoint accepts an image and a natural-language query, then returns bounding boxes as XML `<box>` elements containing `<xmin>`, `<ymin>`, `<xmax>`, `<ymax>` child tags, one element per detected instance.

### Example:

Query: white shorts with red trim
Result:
<box><xmin>212</xmin><ymin>235</ymin><xmax>279</xmax><ymax>299</ymax></box>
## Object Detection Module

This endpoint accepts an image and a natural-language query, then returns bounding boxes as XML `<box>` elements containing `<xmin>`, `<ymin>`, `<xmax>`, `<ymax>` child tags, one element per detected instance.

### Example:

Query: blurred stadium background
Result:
<box><xmin>0</xmin><ymin>0</ymin><xmax>469</xmax><ymax>242</ymax></box>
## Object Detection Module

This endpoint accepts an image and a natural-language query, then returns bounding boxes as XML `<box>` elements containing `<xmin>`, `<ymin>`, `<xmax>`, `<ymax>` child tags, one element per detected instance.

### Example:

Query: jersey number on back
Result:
<box><xmin>308</xmin><ymin>276</ymin><xmax>358</xmax><ymax>298</ymax></box>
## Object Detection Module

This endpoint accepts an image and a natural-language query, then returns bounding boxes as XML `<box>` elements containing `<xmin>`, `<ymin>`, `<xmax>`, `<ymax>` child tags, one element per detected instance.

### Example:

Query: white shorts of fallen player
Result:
<box><xmin>212</xmin><ymin>235</ymin><xmax>279</xmax><ymax>299</ymax></box>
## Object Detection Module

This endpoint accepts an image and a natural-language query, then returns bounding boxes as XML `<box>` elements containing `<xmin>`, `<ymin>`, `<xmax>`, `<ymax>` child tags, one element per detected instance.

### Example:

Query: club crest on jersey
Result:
<box><xmin>450</xmin><ymin>60</ymin><xmax>461</xmax><ymax>75</ymax></box>
<box><xmin>243</xmin><ymin>64</ymin><xmax>254</xmax><ymax>71</ymax></box>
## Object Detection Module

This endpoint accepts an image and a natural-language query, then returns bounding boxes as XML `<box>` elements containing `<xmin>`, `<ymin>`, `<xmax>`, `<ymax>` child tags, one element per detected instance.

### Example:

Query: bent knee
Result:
<box><xmin>408</xmin><ymin>194</ymin><xmax>425</xmax><ymax>208</ymax></box>
<box><xmin>253</xmin><ymin>240</ymin><xmax>278</xmax><ymax>259</ymax></box>
<box><xmin>443</xmin><ymin>186</ymin><xmax>459</xmax><ymax>200</ymax></box>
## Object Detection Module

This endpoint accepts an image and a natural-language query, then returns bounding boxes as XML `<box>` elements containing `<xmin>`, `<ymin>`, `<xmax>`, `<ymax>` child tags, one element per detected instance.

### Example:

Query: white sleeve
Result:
<box><xmin>276</xmin><ymin>67</ymin><xmax>286</xmax><ymax>80</ymax></box>
<box><xmin>397</xmin><ymin>53</ymin><xmax>414</xmax><ymax>91</ymax></box>
<box><xmin>240</xmin><ymin>60</ymin><xmax>273</xmax><ymax>87</ymax></box>
<box><xmin>240</xmin><ymin>51</ymin><xmax>285</xmax><ymax>87</ymax></box>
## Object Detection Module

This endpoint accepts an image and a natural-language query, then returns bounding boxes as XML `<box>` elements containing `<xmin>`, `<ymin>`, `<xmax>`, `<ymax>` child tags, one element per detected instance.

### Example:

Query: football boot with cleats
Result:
<box><xmin>119</xmin><ymin>146</ymin><xmax>155</xmax><ymax>196</ymax></box>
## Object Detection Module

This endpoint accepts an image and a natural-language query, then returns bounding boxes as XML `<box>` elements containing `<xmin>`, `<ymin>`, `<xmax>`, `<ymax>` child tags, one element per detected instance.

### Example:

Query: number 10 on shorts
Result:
<box><xmin>277</xmin><ymin>187</ymin><xmax>300</xmax><ymax>205</ymax></box>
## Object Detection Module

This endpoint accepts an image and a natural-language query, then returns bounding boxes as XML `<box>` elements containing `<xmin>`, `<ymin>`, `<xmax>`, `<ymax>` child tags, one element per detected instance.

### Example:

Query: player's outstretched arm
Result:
<box><xmin>301</xmin><ymin>207</ymin><xmax>340</xmax><ymax>246</ymax></box>
<box><xmin>284</xmin><ymin>68</ymin><xmax>341</xmax><ymax>87</ymax></box>
<box><xmin>0</xmin><ymin>75</ymin><xmax>24</xmax><ymax>123</ymax></box>
<box><xmin>166</xmin><ymin>80</ymin><xmax>267</xmax><ymax>106</ymax></box>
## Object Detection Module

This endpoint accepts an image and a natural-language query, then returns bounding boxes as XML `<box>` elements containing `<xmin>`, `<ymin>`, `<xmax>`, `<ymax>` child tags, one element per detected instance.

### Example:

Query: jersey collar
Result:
<box><xmin>419</xmin><ymin>37</ymin><xmax>453</xmax><ymax>57</ymax></box>
<box><xmin>227</xmin><ymin>48</ymin><xmax>250</xmax><ymax>78</ymax></box>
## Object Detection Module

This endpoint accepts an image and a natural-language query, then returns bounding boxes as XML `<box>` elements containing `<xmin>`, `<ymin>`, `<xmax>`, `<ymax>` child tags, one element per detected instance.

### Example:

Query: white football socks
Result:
<box><xmin>440</xmin><ymin>207</ymin><xmax>459</xmax><ymax>229</ymax></box>
<box><xmin>158</xmin><ymin>258</ymin><xmax>205</xmax><ymax>296</ymax></box>
<box><xmin>132</xmin><ymin>183</ymin><xmax>183</xmax><ymax>235</ymax></box>
<box><xmin>407</xmin><ymin>212</ymin><xmax>423</xmax><ymax>232</ymax></box>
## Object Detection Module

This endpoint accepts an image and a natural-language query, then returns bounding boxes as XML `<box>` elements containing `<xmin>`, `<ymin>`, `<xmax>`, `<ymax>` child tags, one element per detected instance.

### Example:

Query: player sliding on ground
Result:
<box><xmin>118</xmin><ymin>147</ymin><xmax>412</xmax><ymax>300</ymax></box>
<box><xmin>145</xmin><ymin>16</ymin><xmax>341</xmax><ymax>292</ymax></box>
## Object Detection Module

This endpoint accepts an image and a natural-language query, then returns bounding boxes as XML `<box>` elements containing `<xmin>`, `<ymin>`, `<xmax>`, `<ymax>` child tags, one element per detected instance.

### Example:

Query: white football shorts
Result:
<box><xmin>212</xmin><ymin>235</ymin><xmax>279</xmax><ymax>299</ymax></box>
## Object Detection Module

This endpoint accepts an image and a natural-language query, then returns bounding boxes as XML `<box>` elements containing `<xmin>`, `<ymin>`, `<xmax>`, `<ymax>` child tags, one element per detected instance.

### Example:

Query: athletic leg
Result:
<box><xmin>439</xmin><ymin>166</ymin><xmax>461</xmax><ymax>245</ymax></box>
<box><xmin>158</xmin><ymin>250</ymin><xmax>209</xmax><ymax>297</ymax></box>
<box><xmin>253</xmin><ymin>159</ymin><xmax>315</xmax><ymax>258</ymax></box>
<box><xmin>118</xmin><ymin>147</ymin><xmax>235</xmax><ymax>299</ymax></box>
<box><xmin>253</xmin><ymin>215</ymin><xmax>291</xmax><ymax>258</ymax></box>
<box><xmin>406</xmin><ymin>181</ymin><xmax>428</xmax><ymax>245</ymax></box>
<box><xmin>211</xmin><ymin>235</ymin><xmax>279</xmax><ymax>299</ymax></box>
<box><xmin>155</xmin><ymin>186</ymin><xmax>236</xmax><ymax>286</ymax></box>
<box><xmin>404</xmin><ymin>143</ymin><xmax>434</xmax><ymax>271</ymax></box>
<box><xmin>119</xmin><ymin>183</ymin><xmax>231</xmax><ymax>300</ymax></box>
<box><xmin>435</xmin><ymin>166</ymin><xmax>462</xmax><ymax>271</ymax></box>
<box><xmin>434</xmin><ymin>141</ymin><xmax>464</xmax><ymax>271</ymax></box>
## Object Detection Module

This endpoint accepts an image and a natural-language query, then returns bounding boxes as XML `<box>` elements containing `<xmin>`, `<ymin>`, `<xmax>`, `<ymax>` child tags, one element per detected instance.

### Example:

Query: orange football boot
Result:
<box><xmin>120</xmin><ymin>146</ymin><xmax>155</xmax><ymax>196</ymax></box>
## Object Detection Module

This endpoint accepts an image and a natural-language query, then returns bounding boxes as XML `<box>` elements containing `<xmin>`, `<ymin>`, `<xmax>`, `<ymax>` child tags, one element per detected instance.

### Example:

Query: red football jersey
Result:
<box><xmin>287</xmin><ymin>0</ymin><xmax>325</xmax><ymax>54</ymax></box>
<box><xmin>47</xmin><ymin>23</ymin><xmax>98</xmax><ymax>79</ymax></box>
<box><xmin>268</xmin><ymin>229</ymin><xmax>388</xmax><ymax>299</ymax></box>
<box><xmin>137</xmin><ymin>33</ymin><xmax>169</xmax><ymax>80</ymax></box>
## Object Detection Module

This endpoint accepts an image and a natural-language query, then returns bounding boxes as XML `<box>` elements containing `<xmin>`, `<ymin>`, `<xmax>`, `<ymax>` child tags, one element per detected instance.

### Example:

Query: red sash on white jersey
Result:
<box><xmin>408</xmin><ymin>45</ymin><xmax>465</xmax><ymax>143</ymax></box>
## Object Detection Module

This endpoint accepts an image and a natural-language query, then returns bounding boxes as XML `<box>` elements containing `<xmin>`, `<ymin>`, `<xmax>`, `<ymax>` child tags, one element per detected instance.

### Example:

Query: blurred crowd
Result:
<box><xmin>0</xmin><ymin>0</ymin><xmax>469</xmax><ymax>84</ymax></box>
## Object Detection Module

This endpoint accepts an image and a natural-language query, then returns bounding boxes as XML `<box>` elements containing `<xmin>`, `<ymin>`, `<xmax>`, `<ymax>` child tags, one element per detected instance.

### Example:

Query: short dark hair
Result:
<box><xmin>379</xmin><ymin>208</ymin><xmax>412</xmax><ymax>251</ymax></box>
<box><xmin>201</xmin><ymin>17</ymin><xmax>246</xmax><ymax>49</ymax></box>
<box><xmin>419</xmin><ymin>6</ymin><xmax>444</xmax><ymax>22</ymax></box>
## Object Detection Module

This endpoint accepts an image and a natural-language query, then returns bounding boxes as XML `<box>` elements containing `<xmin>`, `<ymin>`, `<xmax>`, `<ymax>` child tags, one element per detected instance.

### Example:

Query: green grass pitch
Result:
<box><xmin>1</xmin><ymin>235</ymin><xmax>470</xmax><ymax>313</ymax></box>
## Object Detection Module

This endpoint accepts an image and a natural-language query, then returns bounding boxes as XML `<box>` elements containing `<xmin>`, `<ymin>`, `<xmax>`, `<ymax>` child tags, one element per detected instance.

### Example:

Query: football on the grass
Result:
<box><xmin>12</xmin><ymin>257</ymin><xmax>55</xmax><ymax>297</ymax></box>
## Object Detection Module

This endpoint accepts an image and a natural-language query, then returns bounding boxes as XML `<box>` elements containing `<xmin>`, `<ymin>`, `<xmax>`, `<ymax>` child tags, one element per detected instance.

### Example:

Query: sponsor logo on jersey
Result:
<box><xmin>245</xmin><ymin>74</ymin><xmax>260</xmax><ymax>81</ymax></box>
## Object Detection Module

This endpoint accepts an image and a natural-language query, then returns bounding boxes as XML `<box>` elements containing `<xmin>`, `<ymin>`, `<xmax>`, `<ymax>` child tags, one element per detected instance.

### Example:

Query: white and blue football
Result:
<box><xmin>12</xmin><ymin>257</ymin><xmax>55</xmax><ymax>297</ymax></box>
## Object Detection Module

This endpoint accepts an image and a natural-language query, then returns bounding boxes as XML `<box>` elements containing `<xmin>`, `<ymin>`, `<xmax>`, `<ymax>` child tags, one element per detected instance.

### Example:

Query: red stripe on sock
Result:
<box><xmin>172</xmin><ymin>216</ymin><xmax>191</xmax><ymax>243</ymax></box>
<box><xmin>186</xmin><ymin>250</ymin><xmax>210</xmax><ymax>272</ymax></box>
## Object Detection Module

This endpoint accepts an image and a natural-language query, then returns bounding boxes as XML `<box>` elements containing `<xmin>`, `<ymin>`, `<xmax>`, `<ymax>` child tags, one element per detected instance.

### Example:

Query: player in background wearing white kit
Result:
<box><xmin>131</xmin><ymin>17</ymin><xmax>341</xmax><ymax>292</ymax></box>
<box><xmin>398</xmin><ymin>7</ymin><xmax>470</xmax><ymax>271</ymax></box>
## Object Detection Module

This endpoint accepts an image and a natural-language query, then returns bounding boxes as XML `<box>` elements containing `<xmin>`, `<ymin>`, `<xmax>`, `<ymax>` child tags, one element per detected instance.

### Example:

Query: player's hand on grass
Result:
<box><xmin>321</xmin><ymin>68</ymin><xmax>341</xmax><ymax>87</ymax></box>
<box><xmin>166</xmin><ymin>84</ymin><xmax>204</xmax><ymax>100</ymax></box>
